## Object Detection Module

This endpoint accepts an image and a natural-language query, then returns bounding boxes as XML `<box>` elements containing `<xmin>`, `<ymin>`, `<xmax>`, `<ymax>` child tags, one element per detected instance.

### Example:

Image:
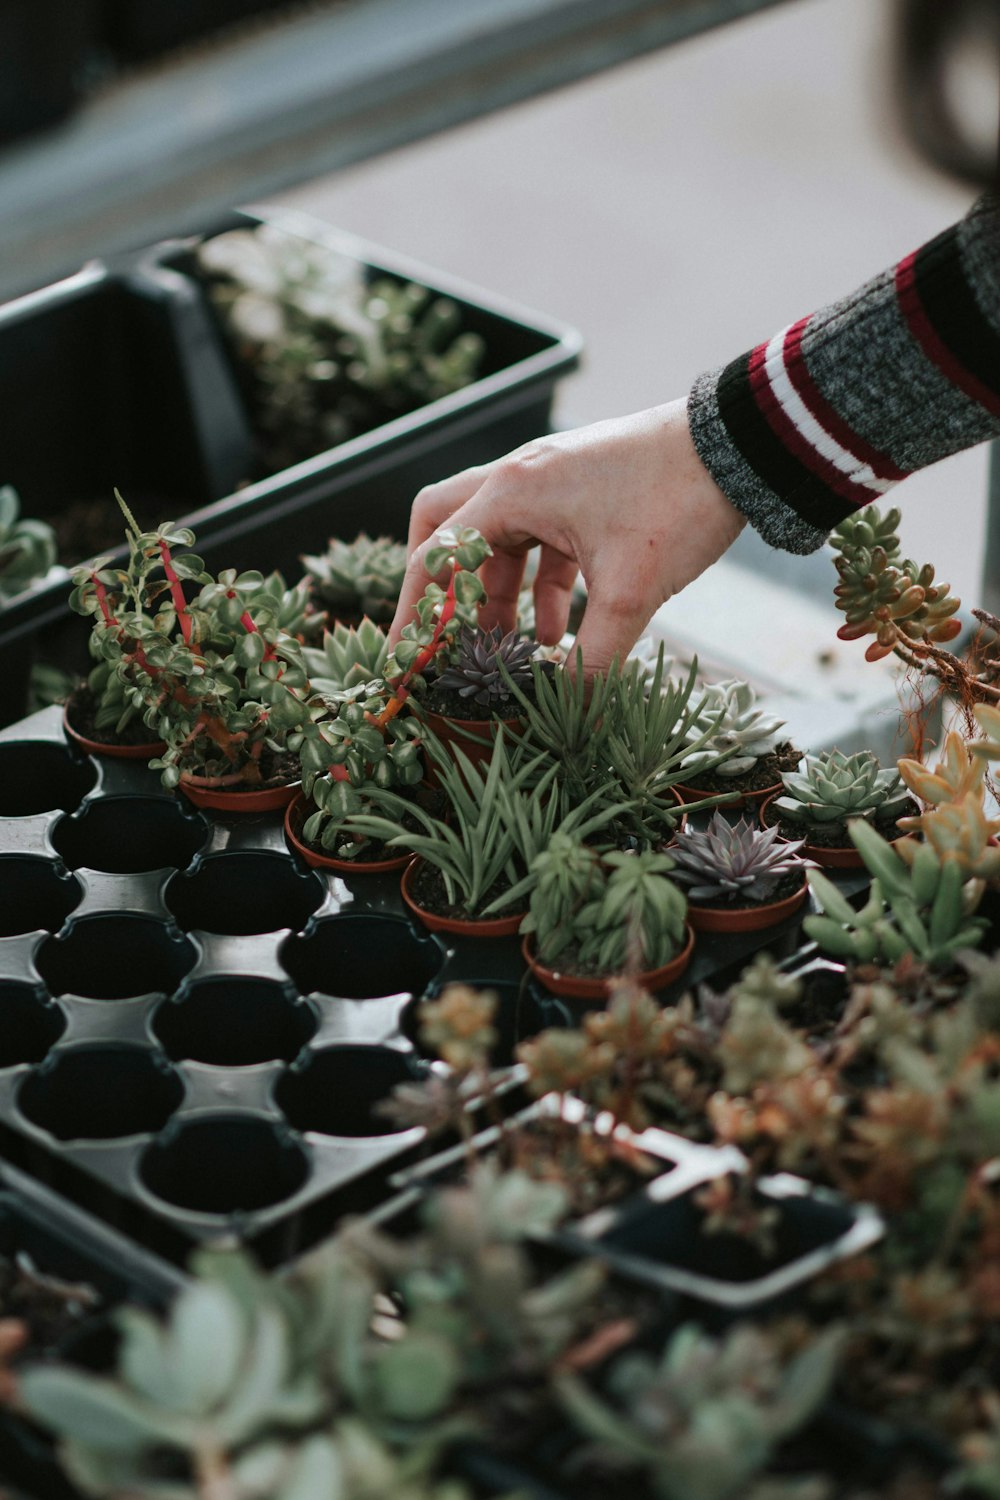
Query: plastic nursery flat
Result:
<box><xmin>0</xmin><ymin>704</ymin><xmax>851</xmax><ymax>1270</ymax></box>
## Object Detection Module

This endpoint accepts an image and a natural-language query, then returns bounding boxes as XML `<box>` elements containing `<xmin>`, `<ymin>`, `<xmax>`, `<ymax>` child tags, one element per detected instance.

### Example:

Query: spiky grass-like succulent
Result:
<box><xmin>774</xmin><ymin>749</ymin><xmax>911</xmax><ymax>826</ymax></box>
<box><xmin>682</xmin><ymin>679</ymin><xmax>785</xmax><ymax>779</ymax></box>
<box><xmin>0</xmin><ymin>485</ymin><xmax>57</xmax><ymax>599</ymax></box>
<box><xmin>435</xmin><ymin>625</ymin><xmax>537</xmax><ymax>710</ymax></box>
<box><xmin>302</xmin><ymin>617</ymin><xmax>390</xmax><ymax>697</ymax></box>
<box><xmin>669</xmin><ymin>812</ymin><xmax>810</xmax><ymax>904</ymax></box>
<box><xmin>302</xmin><ymin>532</ymin><xmax>407</xmax><ymax>624</ymax></box>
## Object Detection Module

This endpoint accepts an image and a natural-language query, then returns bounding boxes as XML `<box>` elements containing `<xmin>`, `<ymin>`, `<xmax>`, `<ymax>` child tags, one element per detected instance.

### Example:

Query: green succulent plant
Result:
<box><xmin>773</xmin><ymin>749</ymin><xmax>911</xmax><ymax>827</ymax></box>
<box><xmin>804</xmin><ymin>819</ymin><xmax>988</xmax><ymax>968</ymax></box>
<box><xmin>435</xmin><ymin>625</ymin><xmax>537</xmax><ymax>710</ymax></box>
<box><xmin>832</xmin><ymin>505</ymin><xmax>962</xmax><ymax>662</ymax></box>
<box><xmin>668</xmin><ymin>812</ymin><xmax>810</xmax><ymax>904</ymax></box>
<box><xmin>0</xmin><ymin>485</ymin><xmax>57</xmax><ymax>599</ymax></box>
<box><xmin>555</xmin><ymin>1321</ymin><xmax>842</xmax><ymax>1500</ymax></box>
<box><xmin>302</xmin><ymin>617</ymin><xmax>391</xmax><ymax>697</ymax></box>
<box><xmin>523</xmin><ymin>840</ymin><xmax>687</xmax><ymax>976</ymax></box>
<box><xmin>301</xmin><ymin>532</ymin><xmax>408</xmax><ymax>625</ymax></box>
<box><xmin>682</xmin><ymin>679</ymin><xmax>786</xmax><ymax>780</ymax></box>
<box><xmin>196</xmin><ymin>225</ymin><xmax>485</xmax><ymax>472</ymax></box>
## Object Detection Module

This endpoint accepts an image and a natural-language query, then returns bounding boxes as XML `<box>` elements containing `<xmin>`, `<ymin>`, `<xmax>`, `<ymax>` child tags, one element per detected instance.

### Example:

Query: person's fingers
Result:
<box><xmin>532</xmin><ymin>546</ymin><xmax>580</xmax><ymax>645</ymax></box>
<box><xmin>570</xmin><ymin>572</ymin><xmax>658</xmax><ymax>682</ymax></box>
<box><xmin>390</xmin><ymin>470</ymin><xmax>493</xmax><ymax>644</ymax></box>
<box><xmin>404</xmin><ymin>465</ymin><xmax>492</xmax><ymax>556</ymax></box>
<box><xmin>478</xmin><ymin>548</ymin><xmax>529</xmax><ymax>636</ymax></box>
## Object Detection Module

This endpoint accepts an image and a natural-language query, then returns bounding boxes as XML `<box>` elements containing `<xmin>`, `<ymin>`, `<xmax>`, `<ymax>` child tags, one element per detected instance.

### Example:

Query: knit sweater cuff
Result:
<box><xmin>687</xmin><ymin>369</ymin><xmax>831</xmax><ymax>554</ymax></box>
<box><xmin>687</xmin><ymin>193</ymin><xmax>1000</xmax><ymax>555</ymax></box>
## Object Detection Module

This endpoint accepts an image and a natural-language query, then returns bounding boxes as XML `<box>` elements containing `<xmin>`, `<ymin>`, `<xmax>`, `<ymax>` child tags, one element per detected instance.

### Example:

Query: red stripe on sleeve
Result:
<box><xmin>782</xmin><ymin>318</ymin><xmax>908</xmax><ymax>483</ymax></box>
<box><xmin>896</xmin><ymin>252</ymin><xmax>1000</xmax><ymax>420</ymax></box>
<box><xmin>747</xmin><ymin>343</ymin><xmax>883</xmax><ymax>509</ymax></box>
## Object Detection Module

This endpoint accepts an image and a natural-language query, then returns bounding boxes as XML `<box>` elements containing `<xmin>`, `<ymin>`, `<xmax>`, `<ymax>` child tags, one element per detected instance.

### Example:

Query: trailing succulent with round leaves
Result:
<box><xmin>72</xmin><ymin>499</ymin><xmax>318</xmax><ymax>790</ymax></box>
<box><xmin>0</xmin><ymin>485</ymin><xmax>57</xmax><ymax>600</ymax></box>
<box><xmin>301</xmin><ymin>532</ymin><xmax>408</xmax><ymax>625</ymax></box>
<box><xmin>555</xmin><ymin>1320</ymin><xmax>843</xmax><ymax>1500</ymax></box>
<box><xmin>831</xmin><ymin>505</ymin><xmax>962</xmax><ymax>662</ymax></box>
<box><xmin>523</xmin><ymin>838</ymin><xmax>688</xmax><ymax>976</ymax></box>
<box><xmin>774</xmin><ymin>748</ymin><xmax>911</xmax><ymax>827</ymax></box>
<box><xmin>804</xmin><ymin>818</ymin><xmax>988</xmax><ymax>968</ymax></box>
<box><xmin>302</xmin><ymin>617</ymin><xmax>390</xmax><ymax>697</ymax></box>
<box><xmin>669</xmin><ymin>812</ymin><xmax>810</xmax><ymax>904</ymax></box>
<box><xmin>435</xmin><ymin>624</ymin><xmax>537</xmax><ymax>710</ymax></box>
<box><xmin>382</xmin><ymin>527</ymin><xmax>492</xmax><ymax>705</ymax></box>
<box><xmin>681</xmin><ymin>678</ymin><xmax>785</xmax><ymax>780</ymax></box>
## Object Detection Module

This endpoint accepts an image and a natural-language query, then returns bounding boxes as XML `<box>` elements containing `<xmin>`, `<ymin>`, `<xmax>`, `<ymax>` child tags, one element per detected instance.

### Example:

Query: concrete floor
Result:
<box><xmin>269</xmin><ymin>0</ymin><xmax>992</xmax><ymax>751</ymax></box>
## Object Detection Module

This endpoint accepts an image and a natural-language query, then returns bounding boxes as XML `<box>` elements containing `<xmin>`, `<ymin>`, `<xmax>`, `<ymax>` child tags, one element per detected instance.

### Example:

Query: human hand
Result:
<box><xmin>388</xmin><ymin>399</ymin><xmax>746</xmax><ymax>679</ymax></box>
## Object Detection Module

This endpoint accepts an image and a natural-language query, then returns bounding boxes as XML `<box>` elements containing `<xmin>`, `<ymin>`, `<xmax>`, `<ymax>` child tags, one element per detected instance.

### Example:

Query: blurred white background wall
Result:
<box><xmin>271</xmin><ymin>0</ymin><xmax>988</xmax><ymax>608</ymax></box>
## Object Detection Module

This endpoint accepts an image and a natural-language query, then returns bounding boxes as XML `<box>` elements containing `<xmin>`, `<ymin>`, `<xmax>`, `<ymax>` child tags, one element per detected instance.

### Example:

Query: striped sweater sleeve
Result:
<box><xmin>687</xmin><ymin>193</ymin><xmax>1000</xmax><ymax>553</ymax></box>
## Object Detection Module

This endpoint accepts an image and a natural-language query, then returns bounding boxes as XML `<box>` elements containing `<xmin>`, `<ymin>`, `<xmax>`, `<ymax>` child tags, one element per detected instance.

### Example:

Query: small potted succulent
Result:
<box><xmin>300</xmin><ymin>616</ymin><xmax>391</xmax><ymax>696</ymax></box>
<box><xmin>287</xmin><ymin>681</ymin><xmax>426</xmax><ymax>872</ymax></box>
<box><xmin>763</xmin><ymin>748</ymin><xmax>915</xmax><ymax>868</ymax></box>
<box><xmin>674</xmin><ymin>678</ymin><xmax>800</xmax><ymax>807</ymax></box>
<box><xmin>519</xmin><ymin>835</ymin><xmax>692</xmax><ymax>999</ymax></box>
<box><xmin>0</xmin><ymin>486</ymin><xmax>58</xmax><ymax>604</ymax></box>
<box><xmin>70</xmin><ymin>500</ymin><xmax>317</xmax><ymax>806</ymax></box>
<box><xmin>301</xmin><ymin>532</ymin><xmax>408</xmax><ymax>629</ymax></box>
<box><xmin>667</xmin><ymin>811</ymin><xmax>813</xmax><ymax>933</ymax></box>
<box><xmin>416</xmin><ymin>623</ymin><xmax>539</xmax><ymax>770</ymax></box>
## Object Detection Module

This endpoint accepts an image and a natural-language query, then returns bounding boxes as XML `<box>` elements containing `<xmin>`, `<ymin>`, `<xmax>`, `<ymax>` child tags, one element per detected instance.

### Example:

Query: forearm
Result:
<box><xmin>688</xmin><ymin>193</ymin><xmax>1000</xmax><ymax>553</ymax></box>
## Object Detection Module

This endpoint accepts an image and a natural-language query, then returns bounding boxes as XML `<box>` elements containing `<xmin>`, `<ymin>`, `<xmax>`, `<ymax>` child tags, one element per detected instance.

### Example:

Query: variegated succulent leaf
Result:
<box><xmin>669</xmin><ymin>811</ymin><xmax>810</xmax><ymax>902</ymax></box>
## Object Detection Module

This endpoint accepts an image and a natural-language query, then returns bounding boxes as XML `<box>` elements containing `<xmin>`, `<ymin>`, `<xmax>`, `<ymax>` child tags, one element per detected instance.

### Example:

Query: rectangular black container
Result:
<box><xmin>0</xmin><ymin>208</ymin><xmax>582</xmax><ymax>719</ymax></box>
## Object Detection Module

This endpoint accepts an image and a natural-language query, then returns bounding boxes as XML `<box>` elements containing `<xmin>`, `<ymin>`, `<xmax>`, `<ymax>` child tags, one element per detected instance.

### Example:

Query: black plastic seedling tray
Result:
<box><xmin>0</xmin><ymin>703</ymin><xmax>867</xmax><ymax>1271</ymax></box>
<box><xmin>0</xmin><ymin>208</ymin><xmax>582</xmax><ymax>714</ymax></box>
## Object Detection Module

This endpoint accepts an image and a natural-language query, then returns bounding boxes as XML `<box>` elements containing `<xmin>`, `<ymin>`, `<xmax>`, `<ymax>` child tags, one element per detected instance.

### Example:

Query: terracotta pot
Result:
<box><xmin>674</xmin><ymin>778</ymin><xmax>780</xmax><ymax>810</ymax></box>
<box><xmin>284</xmin><ymin>793</ymin><xmax>410</xmax><ymax>874</ymax></box>
<box><xmin>400</xmin><ymin>857</ymin><xmax>525</xmax><ymax>938</ymax></box>
<box><xmin>419</xmin><ymin>706</ymin><xmax>521</xmax><ymax>775</ymax></box>
<box><xmin>63</xmin><ymin>706</ymin><xmax>165</xmax><ymax>761</ymax></box>
<box><xmin>758</xmin><ymin>793</ymin><xmax>909</xmax><ymax>870</ymax></box>
<box><xmin>686</xmin><ymin>876</ymin><xmax>808</xmax><ymax>934</ymax></box>
<box><xmin>521</xmin><ymin>923</ymin><xmax>695</xmax><ymax>1001</ymax></box>
<box><xmin>179</xmin><ymin>778</ymin><xmax>300</xmax><ymax>814</ymax></box>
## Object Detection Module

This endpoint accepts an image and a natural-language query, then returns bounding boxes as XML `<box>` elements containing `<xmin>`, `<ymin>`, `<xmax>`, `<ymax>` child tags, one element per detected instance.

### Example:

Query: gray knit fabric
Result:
<box><xmin>688</xmin><ymin>194</ymin><xmax>1000</xmax><ymax>554</ymax></box>
<box><xmin>688</xmin><ymin>368</ymin><xmax>830</xmax><ymax>554</ymax></box>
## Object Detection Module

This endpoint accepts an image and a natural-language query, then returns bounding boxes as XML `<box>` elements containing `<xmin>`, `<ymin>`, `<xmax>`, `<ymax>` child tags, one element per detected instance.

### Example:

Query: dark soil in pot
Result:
<box><xmin>408</xmin><ymin>858</ymin><xmax>522</xmax><ymax>922</ymax></box>
<box><xmin>688</xmin><ymin>868</ymin><xmax>805</xmax><ymax>913</ymax></box>
<box><xmin>64</xmin><ymin>684</ymin><xmax>160</xmax><ymax>749</ymax></box>
<box><xmin>782</xmin><ymin>965</ymin><xmax>852</xmax><ymax>1036</ymax></box>
<box><xmin>183</xmin><ymin>744</ymin><xmax>300</xmax><ymax>792</ymax></box>
<box><xmin>683</xmin><ymin>740</ymin><xmax>802</xmax><ymax>797</ymax></box>
<box><xmin>762</xmin><ymin>796</ymin><xmax>919</xmax><ymax>848</ymax></box>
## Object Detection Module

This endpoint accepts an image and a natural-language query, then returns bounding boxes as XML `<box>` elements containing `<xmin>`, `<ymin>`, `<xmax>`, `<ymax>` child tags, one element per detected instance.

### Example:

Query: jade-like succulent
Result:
<box><xmin>682</xmin><ymin>679</ymin><xmax>786</xmax><ymax>779</ymax></box>
<box><xmin>898</xmin><ymin>730</ymin><xmax>985</xmax><ymax>808</ymax></box>
<box><xmin>774</xmin><ymin>748</ymin><xmax>911</xmax><ymax>826</ymax></box>
<box><xmin>832</xmin><ymin>505</ymin><xmax>962</xmax><ymax>662</ymax></box>
<box><xmin>897</xmin><ymin>793</ymin><xmax>1000</xmax><ymax>881</ymax></box>
<box><xmin>435</xmin><ymin>624</ymin><xmax>537</xmax><ymax>709</ymax></box>
<box><xmin>804</xmin><ymin>820</ymin><xmax>988</xmax><ymax>968</ymax></box>
<box><xmin>0</xmin><ymin>485</ymin><xmax>57</xmax><ymax>599</ymax></box>
<box><xmin>669</xmin><ymin>811</ymin><xmax>810</xmax><ymax>904</ymax></box>
<box><xmin>523</xmin><ymin>841</ymin><xmax>687</xmax><ymax>975</ymax></box>
<box><xmin>556</xmin><ymin>1321</ymin><xmax>842</xmax><ymax>1500</ymax></box>
<box><xmin>302</xmin><ymin>617</ymin><xmax>390</xmax><ymax>696</ymax></box>
<box><xmin>302</xmin><ymin>532</ymin><xmax>408</xmax><ymax>624</ymax></box>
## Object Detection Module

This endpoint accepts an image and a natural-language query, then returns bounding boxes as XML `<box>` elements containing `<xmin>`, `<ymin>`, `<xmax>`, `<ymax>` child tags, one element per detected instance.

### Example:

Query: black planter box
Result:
<box><xmin>0</xmin><ymin>209</ymin><xmax>582</xmax><ymax>720</ymax></box>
